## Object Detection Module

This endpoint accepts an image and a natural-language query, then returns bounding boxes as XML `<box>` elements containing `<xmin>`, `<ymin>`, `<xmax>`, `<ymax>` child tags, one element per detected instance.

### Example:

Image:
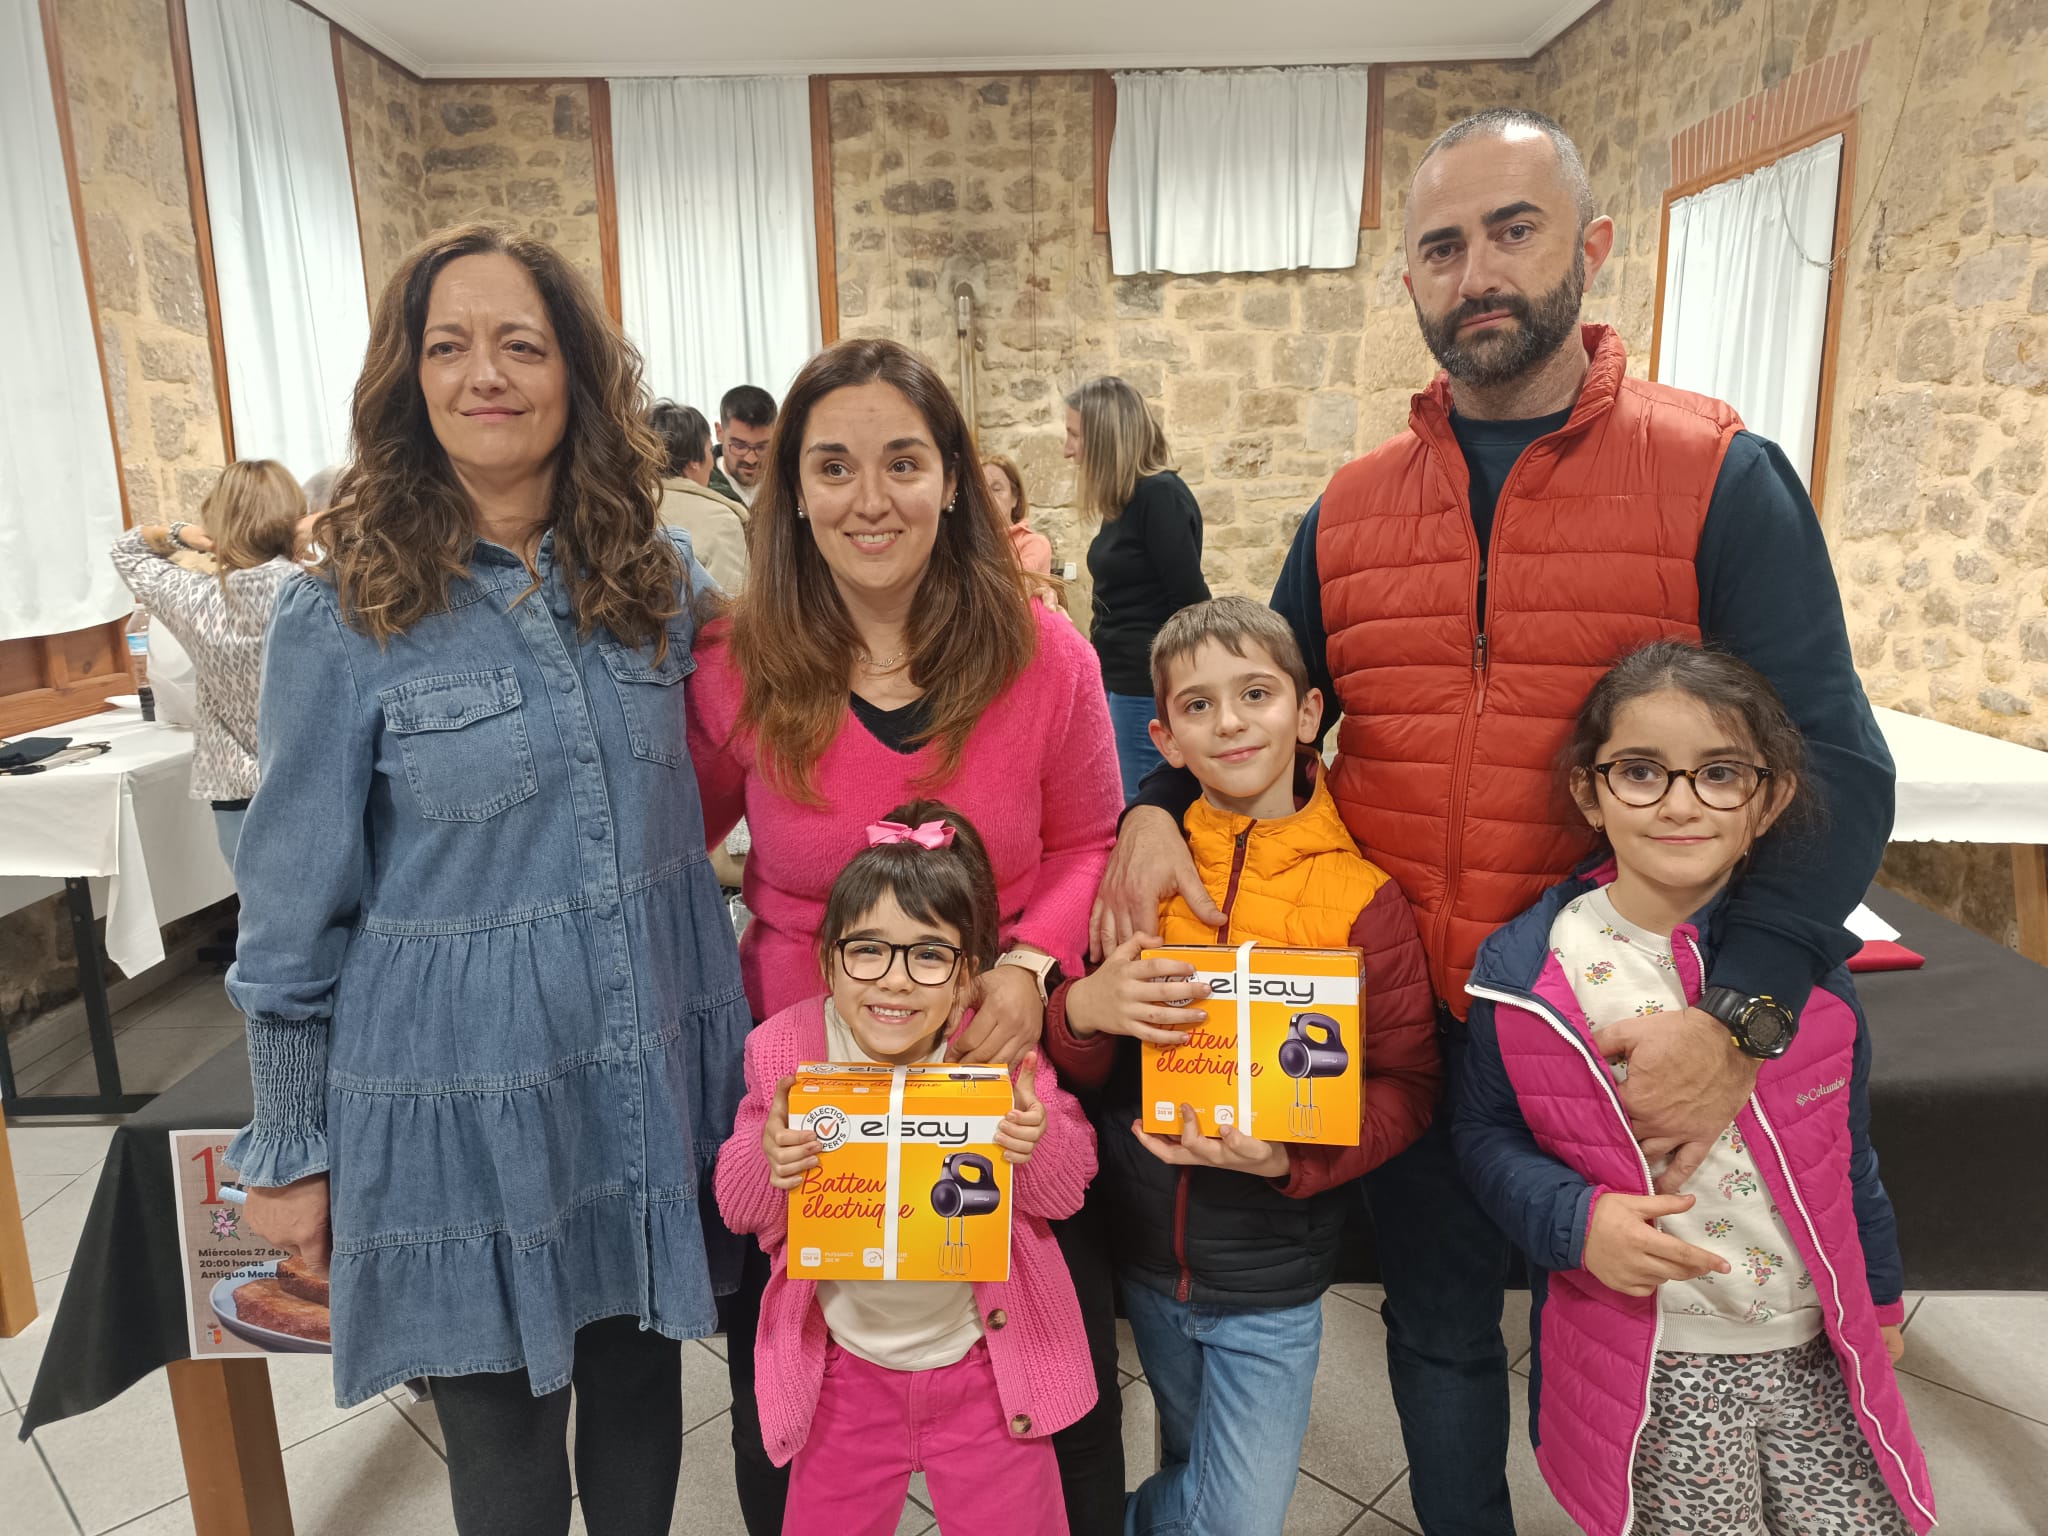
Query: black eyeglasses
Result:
<box><xmin>1593</xmin><ymin>758</ymin><xmax>1774</xmax><ymax>810</ymax></box>
<box><xmin>833</xmin><ymin>938</ymin><xmax>963</xmax><ymax>987</ymax></box>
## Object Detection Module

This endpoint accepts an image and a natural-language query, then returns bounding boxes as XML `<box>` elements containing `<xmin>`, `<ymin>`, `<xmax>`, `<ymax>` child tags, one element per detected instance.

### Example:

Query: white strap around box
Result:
<box><xmin>1235</xmin><ymin>940</ymin><xmax>1257</xmax><ymax>1131</ymax></box>
<box><xmin>880</xmin><ymin>1066</ymin><xmax>908</xmax><ymax>1280</ymax></box>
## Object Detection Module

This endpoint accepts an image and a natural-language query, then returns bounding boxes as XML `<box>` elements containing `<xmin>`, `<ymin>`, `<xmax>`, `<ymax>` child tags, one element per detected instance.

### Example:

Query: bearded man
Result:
<box><xmin>1090</xmin><ymin>108</ymin><xmax>1894</xmax><ymax>1535</ymax></box>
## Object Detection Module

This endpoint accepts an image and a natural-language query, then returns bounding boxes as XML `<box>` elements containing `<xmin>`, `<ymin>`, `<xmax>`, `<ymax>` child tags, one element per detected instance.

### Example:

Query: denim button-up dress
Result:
<box><xmin>226</xmin><ymin>531</ymin><xmax>750</xmax><ymax>1406</ymax></box>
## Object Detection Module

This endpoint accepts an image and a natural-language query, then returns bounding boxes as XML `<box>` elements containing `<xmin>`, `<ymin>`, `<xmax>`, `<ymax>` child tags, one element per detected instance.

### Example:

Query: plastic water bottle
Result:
<box><xmin>126</xmin><ymin>609</ymin><xmax>155</xmax><ymax>721</ymax></box>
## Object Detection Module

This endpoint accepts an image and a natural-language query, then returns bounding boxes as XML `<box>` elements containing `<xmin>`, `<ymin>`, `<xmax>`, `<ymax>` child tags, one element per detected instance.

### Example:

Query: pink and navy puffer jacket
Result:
<box><xmin>1452</xmin><ymin>865</ymin><xmax>1936</xmax><ymax>1536</ymax></box>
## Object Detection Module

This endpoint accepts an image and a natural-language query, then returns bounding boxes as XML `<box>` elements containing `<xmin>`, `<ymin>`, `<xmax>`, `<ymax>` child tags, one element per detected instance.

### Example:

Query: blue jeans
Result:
<box><xmin>1362</xmin><ymin>1032</ymin><xmax>1516</xmax><ymax>1535</ymax></box>
<box><xmin>1105</xmin><ymin>691</ymin><xmax>1164</xmax><ymax>805</ymax></box>
<box><xmin>1121</xmin><ymin>1283</ymin><xmax>1322</xmax><ymax>1536</ymax></box>
<box><xmin>212</xmin><ymin>806</ymin><xmax>246</xmax><ymax>871</ymax></box>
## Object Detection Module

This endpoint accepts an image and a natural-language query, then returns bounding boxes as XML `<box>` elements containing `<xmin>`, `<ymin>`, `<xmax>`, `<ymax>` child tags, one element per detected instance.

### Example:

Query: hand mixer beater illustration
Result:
<box><xmin>1277</xmin><ymin>1012</ymin><xmax>1350</xmax><ymax>1138</ymax></box>
<box><xmin>930</xmin><ymin>1152</ymin><xmax>1001</xmax><ymax>1275</ymax></box>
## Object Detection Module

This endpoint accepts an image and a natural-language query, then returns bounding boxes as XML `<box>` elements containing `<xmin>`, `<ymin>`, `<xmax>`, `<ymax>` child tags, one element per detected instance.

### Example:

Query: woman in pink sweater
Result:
<box><xmin>687</xmin><ymin>338</ymin><xmax>1124</xmax><ymax>1535</ymax></box>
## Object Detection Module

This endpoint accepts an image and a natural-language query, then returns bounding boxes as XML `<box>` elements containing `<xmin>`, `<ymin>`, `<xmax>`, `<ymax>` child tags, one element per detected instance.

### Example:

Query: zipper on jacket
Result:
<box><xmin>1466</xmin><ymin>979</ymin><xmax>1661</xmax><ymax>1536</ymax></box>
<box><xmin>1214</xmin><ymin>826</ymin><xmax>1253</xmax><ymax>944</ymax></box>
<box><xmin>1172</xmin><ymin>1170</ymin><xmax>1193</xmax><ymax>1301</ymax></box>
<box><xmin>1744</xmin><ymin>1089</ymin><xmax>1936</xmax><ymax>1528</ymax></box>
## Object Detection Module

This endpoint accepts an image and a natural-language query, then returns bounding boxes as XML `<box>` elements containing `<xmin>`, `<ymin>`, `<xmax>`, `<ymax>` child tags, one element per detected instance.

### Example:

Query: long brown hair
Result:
<box><xmin>202</xmin><ymin>459</ymin><xmax>305</xmax><ymax>599</ymax></box>
<box><xmin>727</xmin><ymin>339</ymin><xmax>1036</xmax><ymax>801</ymax></box>
<box><xmin>1066</xmin><ymin>375</ymin><xmax>1173</xmax><ymax>521</ymax></box>
<box><xmin>321</xmin><ymin>223</ymin><xmax>679</xmax><ymax>648</ymax></box>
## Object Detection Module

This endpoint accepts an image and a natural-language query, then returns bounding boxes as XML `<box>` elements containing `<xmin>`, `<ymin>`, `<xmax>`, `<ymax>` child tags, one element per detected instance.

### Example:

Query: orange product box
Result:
<box><xmin>1140</xmin><ymin>942</ymin><xmax>1362</xmax><ymax>1146</ymax></box>
<box><xmin>786</xmin><ymin>1062</ymin><xmax>1014</xmax><ymax>1282</ymax></box>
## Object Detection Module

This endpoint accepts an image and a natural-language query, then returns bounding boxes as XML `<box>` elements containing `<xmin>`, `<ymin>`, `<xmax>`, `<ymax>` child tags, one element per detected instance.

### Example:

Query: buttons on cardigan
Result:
<box><xmin>557</xmin><ymin>676</ymin><xmax>576</xmax><ymax>693</ymax></box>
<box><xmin>1009</xmin><ymin>1413</ymin><xmax>1032</xmax><ymax>1435</ymax></box>
<box><xmin>986</xmin><ymin>1309</ymin><xmax>1008</xmax><ymax>1330</ymax></box>
<box><xmin>608</xmin><ymin>968</ymin><xmax>629</xmax><ymax>990</ymax></box>
<box><xmin>551</xmin><ymin>596</ymin><xmax>572</xmax><ymax>619</ymax></box>
<box><xmin>576</xmin><ymin>745</ymin><xmax>595</xmax><ymax>764</ymax></box>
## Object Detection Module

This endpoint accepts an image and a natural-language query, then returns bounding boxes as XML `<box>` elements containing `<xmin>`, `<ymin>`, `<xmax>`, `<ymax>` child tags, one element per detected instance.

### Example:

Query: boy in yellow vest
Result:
<box><xmin>1041</xmin><ymin>596</ymin><xmax>1440</xmax><ymax>1536</ymax></box>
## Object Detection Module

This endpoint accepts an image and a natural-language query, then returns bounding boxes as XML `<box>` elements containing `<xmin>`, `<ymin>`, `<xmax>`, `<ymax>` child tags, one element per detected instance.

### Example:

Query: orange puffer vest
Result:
<box><xmin>1159</xmin><ymin>766</ymin><xmax>1388</xmax><ymax>949</ymax></box>
<box><xmin>1316</xmin><ymin>325</ymin><xmax>1740</xmax><ymax>1011</ymax></box>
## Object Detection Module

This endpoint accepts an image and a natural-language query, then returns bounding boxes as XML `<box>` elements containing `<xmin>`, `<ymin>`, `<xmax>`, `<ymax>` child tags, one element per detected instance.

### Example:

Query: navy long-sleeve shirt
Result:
<box><xmin>1144</xmin><ymin>422</ymin><xmax>1895</xmax><ymax>1015</ymax></box>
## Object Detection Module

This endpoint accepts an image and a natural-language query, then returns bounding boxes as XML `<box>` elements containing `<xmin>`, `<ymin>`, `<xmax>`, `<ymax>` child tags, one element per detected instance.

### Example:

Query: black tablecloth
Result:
<box><xmin>21</xmin><ymin>886</ymin><xmax>2048</xmax><ymax>1434</ymax></box>
<box><xmin>20</xmin><ymin>1037</ymin><xmax>255</xmax><ymax>1436</ymax></box>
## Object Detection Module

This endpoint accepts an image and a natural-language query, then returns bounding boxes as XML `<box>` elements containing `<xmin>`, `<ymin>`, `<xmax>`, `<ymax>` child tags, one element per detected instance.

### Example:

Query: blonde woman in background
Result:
<box><xmin>108</xmin><ymin>459</ymin><xmax>305</xmax><ymax>863</ymax></box>
<box><xmin>1065</xmin><ymin>376</ymin><xmax>1208</xmax><ymax>802</ymax></box>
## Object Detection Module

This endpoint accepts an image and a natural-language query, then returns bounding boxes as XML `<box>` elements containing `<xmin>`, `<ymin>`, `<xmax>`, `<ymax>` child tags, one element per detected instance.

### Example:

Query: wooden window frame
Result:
<box><xmin>1648</xmin><ymin>112</ymin><xmax>1859</xmax><ymax>519</ymax></box>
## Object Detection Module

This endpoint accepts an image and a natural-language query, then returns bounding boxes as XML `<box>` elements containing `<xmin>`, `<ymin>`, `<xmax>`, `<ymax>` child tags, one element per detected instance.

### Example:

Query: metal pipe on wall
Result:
<box><xmin>954</xmin><ymin>282</ymin><xmax>977</xmax><ymax>443</ymax></box>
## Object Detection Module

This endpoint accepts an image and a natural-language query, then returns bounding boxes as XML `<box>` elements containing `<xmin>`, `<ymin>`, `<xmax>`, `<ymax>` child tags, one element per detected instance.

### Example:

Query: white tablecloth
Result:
<box><xmin>1875</xmin><ymin>707</ymin><xmax>2048</xmax><ymax>845</ymax></box>
<box><xmin>0</xmin><ymin>707</ymin><xmax>234</xmax><ymax>974</ymax></box>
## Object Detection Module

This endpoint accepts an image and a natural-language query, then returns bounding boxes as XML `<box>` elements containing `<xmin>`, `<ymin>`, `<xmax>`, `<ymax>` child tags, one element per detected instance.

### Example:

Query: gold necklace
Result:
<box><xmin>858</xmin><ymin>648</ymin><xmax>907</xmax><ymax>674</ymax></box>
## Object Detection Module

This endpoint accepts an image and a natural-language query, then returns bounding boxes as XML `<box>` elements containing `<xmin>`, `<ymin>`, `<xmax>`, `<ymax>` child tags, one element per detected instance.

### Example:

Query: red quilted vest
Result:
<box><xmin>1317</xmin><ymin>325</ymin><xmax>1740</xmax><ymax>1010</ymax></box>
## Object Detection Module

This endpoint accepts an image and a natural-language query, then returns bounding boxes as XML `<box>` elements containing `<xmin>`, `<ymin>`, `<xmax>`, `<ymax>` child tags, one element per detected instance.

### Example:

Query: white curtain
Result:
<box><xmin>0</xmin><ymin>0</ymin><xmax>129</xmax><ymax>642</ymax></box>
<box><xmin>186</xmin><ymin>0</ymin><xmax>368</xmax><ymax>480</ymax></box>
<box><xmin>1655</xmin><ymin>135</ymin><xmax>1842</xmax><ymax>489</ymax></box>
<box><xmin>612</xmin><ymin>76</ymin><xmax>820</xmax><ymax>420</ymax></box>
<box><xmin>1108</xmin><ymin>67</ymin><xmax>1370</xmax><ymax>277</ymax></box>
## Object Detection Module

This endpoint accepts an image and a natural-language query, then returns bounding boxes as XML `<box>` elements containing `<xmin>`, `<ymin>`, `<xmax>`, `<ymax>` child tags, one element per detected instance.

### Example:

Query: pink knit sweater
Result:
<box><xmin>688</xmin><ymin>604</ymin><xmax>1120</xmax><ymax>1020</ymax></box>
<box><xmin>714</xmin><ymin>996</ymin><xmax>1101</xmax><ymax>1466</ymax></box>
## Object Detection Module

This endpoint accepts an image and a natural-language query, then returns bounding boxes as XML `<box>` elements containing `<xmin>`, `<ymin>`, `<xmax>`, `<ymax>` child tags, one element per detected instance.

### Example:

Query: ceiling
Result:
<box><xmin>309</xmin><ymin>0</ymin><xmax>1604</xmax><ymax>79</ymax></box>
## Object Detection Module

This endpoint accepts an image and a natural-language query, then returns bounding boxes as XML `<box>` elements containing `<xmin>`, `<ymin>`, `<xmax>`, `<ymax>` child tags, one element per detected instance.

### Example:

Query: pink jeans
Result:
<box><xmin>784</xmin><ymin>1338</ymin><xmax>1069</xmax><ymax>1536</ymax></box>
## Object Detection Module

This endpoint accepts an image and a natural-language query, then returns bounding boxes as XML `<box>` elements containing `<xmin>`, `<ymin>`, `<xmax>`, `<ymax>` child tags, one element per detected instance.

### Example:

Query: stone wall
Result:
<box><xmin>338</xmin><ymin>59</ymin><xmax>606</xmax><ymax>302</ymax></box>
<box><xmin>417</xmin><ymin>81</ymin><xmax>604</xmax><ymax>295</ymax></box>
<box><xmin>825</xmin><ymin>5</ymin><xmax>2048</xmax><ymax>950</ymax></box>
<box><xmin>50</xmin><ymin>0</ymin><xmax>227</xmax><ymax>527</ymax></box>
<box><xmin>827</xmin><ymin>65</ymin><xmax>1536</xmax><ymax>599</ymax></box>
<box><xmin>1536</xmin><ymin>0</ymin><xmax>2048</xmax><ymax>943</ymax></box>
<box><xmin>339</xmin><ymin>39</ymin><xmax>430</xmax><ymax>301</ymax></box>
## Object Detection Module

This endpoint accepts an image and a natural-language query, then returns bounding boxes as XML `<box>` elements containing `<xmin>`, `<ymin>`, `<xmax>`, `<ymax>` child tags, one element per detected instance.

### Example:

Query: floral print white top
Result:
<box><xmin>1550</xmin><ymin>884</ymin><xmax>1821</xmax><ymax>1353</ymax></box>
<box><xmin>109</xmin><ymin>530</ymin><xmax>295</xmax><ymax>801</ymax></box>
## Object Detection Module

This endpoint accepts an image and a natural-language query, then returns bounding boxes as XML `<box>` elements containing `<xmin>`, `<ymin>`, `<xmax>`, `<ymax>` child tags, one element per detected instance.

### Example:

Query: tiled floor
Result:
<box><xmin>6</xmin><ymin>970</ymin><xmax>2048</xmax><ymax>1533</ymax></box>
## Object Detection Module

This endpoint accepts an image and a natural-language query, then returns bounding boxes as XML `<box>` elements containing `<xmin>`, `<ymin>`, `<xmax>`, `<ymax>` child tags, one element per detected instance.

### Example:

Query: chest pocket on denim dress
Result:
<box><xmin>599</xmin><ymin>629</ymin><xmax>694</xmax><ymax>766</ymax></box>
<box><xmin>379</xmin><ymin>668</ymin><xmax>538</xmax><ymax>821</ymax></box>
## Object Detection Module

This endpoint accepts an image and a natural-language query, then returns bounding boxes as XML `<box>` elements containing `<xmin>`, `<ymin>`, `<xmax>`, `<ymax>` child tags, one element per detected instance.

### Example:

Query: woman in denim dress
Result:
<box><xmin>228</xmin><ymin>224</ymin><xmax>750</xmax><ymax>1536</ymax></box>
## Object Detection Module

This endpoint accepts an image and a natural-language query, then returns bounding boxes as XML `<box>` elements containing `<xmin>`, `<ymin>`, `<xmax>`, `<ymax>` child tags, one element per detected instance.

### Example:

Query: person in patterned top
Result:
<box><xmin>108</xmin><ymin>458</ymin><xmax>305</xmax><ymax>863</ymax></box>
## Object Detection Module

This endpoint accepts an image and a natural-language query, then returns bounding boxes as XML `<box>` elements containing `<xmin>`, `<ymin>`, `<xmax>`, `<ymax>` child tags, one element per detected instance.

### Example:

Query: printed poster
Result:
<box><xmin>169</xmin><ymin>1130</ymin><xmax>332</xmax><ymax>1357</ymax></box>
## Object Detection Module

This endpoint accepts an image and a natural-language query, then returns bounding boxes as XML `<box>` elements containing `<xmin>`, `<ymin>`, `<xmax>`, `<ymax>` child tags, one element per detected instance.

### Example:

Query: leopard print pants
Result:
<box><xmin>1631</xmin><ymin>1335</ymin><xmax>1915</xmax><ymax>1535</ymax></box>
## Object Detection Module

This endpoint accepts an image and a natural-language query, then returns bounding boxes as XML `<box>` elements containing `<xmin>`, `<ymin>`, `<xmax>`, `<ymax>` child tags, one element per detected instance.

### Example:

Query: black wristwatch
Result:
<box><xmin>1697</xmin><ymin>986</ymin><xmax>1798</xmax><ymax>1060</ymax></box>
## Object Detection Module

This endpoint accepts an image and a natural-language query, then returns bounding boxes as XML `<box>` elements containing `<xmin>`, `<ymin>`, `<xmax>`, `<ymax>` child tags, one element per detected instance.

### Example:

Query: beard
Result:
<box><xmin>1414</xmin><ymin>255</ymin><xmax>1586</xmax><ymax>389</ymax></box>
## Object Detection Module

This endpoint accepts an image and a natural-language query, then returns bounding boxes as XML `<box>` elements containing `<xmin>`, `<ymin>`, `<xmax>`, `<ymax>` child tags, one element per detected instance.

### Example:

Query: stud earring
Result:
<box><xmin>796</xmin><ymin>504</ymin><xmax>808</xmax><ymax>519</ymax></box>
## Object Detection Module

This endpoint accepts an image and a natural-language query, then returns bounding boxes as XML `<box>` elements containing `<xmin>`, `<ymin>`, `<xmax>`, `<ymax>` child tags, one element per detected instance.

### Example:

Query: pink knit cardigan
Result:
<box><xmin>687</xmin><ymin>603</ymin><xmax>1120</xmax><ymax>1020</ymax></box>
<box><xmin>714</xmin><ymin>996</ymin><xmax>1101</xmax><ymax>1466</ymax></box>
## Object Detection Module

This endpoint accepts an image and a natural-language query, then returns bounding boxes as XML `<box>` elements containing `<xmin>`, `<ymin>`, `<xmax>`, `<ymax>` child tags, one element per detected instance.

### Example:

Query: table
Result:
<box><xmin>1875</xmin><ymin>706</ymin><xmax>2048</xmax><ymax>964</ymax></box>
<box><xmin>0</xmin><ymin>706</ymin><xmax>234</xmax><ymax>1115</ymax></box>
<box><xmin>19</xmin><ymin>1038</ymin><xmax>291</xmax><ymax>1535</ymax></box>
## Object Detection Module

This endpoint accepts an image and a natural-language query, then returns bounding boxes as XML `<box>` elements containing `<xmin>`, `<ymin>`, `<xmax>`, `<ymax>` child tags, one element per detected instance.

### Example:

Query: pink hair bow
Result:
<box><xmin>866</xmin><ymin>819</ymin><xmax>956</xmax><ymax>850</ymax></box>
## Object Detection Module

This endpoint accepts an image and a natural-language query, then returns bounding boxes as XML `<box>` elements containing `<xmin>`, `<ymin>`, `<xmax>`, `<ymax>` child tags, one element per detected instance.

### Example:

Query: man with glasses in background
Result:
<box><xmin>709</xmin><ymin>384</ymin><xmax>776</xmax><ymax>508</ymax></box>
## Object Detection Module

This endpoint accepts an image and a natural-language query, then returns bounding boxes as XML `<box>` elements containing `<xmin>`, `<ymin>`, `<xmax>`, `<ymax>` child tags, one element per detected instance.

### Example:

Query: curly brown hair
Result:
<box><xmin>322</xmin><ymin>223</ymin><xmax>681</xmax><ymax>650</ymax></box>
<box><xmin>724</xmin><ymin>339</ymin><xmax>1037</xmax><ymax>803</ymax></box>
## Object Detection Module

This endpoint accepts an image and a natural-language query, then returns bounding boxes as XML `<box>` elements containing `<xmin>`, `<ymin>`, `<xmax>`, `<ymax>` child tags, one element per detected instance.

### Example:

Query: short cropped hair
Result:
<box><xmin>719</xmin><ymin>385</ymin><xmax>777</xmax><ymax>429</ymax></box>
<box><xmin>1413</xmin><ymin>108</ymin><xmax>1596</xmax><ymax>234</ymax></box>
<box><xmin>647</xmin><ymin>400</ymin><xmax>712</xmax><ymax>477</ymax></box>
<box><xmin>1150</xmin><ymin>596</ymin><xmax>1313</xmax><ymax>723</ymax></box>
